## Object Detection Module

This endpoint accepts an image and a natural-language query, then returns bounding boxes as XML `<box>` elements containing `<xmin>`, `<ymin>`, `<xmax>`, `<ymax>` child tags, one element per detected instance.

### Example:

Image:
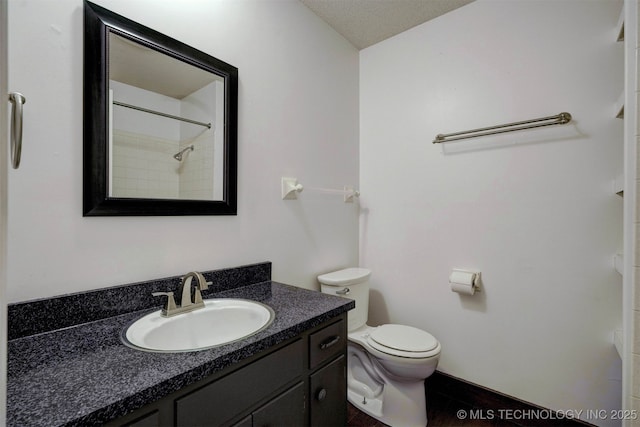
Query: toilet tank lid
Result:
<box><xmin>318</xmin><ymin>268</ymin><xmax>371</xmax><ymax>286</ymax></box>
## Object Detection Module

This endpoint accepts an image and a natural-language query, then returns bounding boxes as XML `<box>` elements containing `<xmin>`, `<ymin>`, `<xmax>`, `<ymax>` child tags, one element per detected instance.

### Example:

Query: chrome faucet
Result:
<box><xmin>153</xmin><ymin>271</ymin><xmax>212</xmax><ymax>317</ymax></box>
<box><xmin>180</xmin><ymin>271</ymin><xmax>211</xmax><ymax>309</ymax></box>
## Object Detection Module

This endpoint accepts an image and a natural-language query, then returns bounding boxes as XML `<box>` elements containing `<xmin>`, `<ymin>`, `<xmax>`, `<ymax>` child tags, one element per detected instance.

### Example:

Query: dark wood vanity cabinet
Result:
<box><xmin>111</xmin><ymin>314</ymin><xmax>347</xmax><ymax>427</ymax></box>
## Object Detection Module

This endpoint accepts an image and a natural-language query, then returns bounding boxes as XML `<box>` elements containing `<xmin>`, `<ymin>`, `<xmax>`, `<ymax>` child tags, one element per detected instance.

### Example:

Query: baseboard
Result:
<box><xmin>425</xmin><ymin>371</ymin><xmax>594</xmax><ymax>427</ymax></box>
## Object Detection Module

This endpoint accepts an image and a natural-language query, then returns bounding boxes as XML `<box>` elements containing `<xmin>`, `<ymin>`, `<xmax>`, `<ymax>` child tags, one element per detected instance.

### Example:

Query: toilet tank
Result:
<box><xmin>318</xmin><ymin>268</ymin><xmax>371</xmax><ymax>331</ymax></box>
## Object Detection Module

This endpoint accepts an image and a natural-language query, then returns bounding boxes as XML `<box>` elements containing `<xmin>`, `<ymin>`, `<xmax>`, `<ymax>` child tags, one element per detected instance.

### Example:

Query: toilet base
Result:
<box><xmin>348</xmin><ymin>388</ymin><xmax>384</xmax><ymax>419</ymax></box>
<box><xmin>348</xmin><ymin>379</ymin><xmax>428</xmax><ymax>427</ymax></box>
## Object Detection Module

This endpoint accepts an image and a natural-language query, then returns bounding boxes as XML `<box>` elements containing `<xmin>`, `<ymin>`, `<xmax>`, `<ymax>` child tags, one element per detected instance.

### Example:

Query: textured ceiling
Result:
<box><xmin>299</xmin><ymin>0</ymin><xmax>475</xmax><ymax>50</ymax></box>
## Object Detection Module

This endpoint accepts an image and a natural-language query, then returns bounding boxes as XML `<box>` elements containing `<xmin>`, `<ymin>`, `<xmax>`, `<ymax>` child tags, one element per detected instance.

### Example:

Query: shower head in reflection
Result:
<box><xmin>173</xmin><ymin>145</ymin><xmax>194</xmax><ymax>161</ymax></box>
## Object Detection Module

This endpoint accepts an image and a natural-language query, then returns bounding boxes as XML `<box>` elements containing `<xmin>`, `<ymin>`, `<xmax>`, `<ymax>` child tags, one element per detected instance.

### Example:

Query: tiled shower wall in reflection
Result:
<box><xmin>111</xmin><ymin>129</ymin><xmax>214</xmax><ymax>200</ymax></box>
<box><xmin>111</xmin><ymin>129</ymin><xmax>179</xmax><ymax>199</ymax></box>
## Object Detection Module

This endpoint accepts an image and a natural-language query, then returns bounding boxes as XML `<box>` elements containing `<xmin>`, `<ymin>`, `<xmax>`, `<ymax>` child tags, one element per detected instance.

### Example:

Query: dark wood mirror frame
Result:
<box><xmin>83</xmin><ymin>1</ymin><xmax>238</xmax><ymax>216</ymax></box>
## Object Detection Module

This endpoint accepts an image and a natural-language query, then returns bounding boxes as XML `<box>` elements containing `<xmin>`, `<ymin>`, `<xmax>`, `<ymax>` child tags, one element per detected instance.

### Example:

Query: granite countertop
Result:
<box><xmin>7</xmin><ymin>280</ymin><xmax>354</xmax><ymax>427</ymax></box>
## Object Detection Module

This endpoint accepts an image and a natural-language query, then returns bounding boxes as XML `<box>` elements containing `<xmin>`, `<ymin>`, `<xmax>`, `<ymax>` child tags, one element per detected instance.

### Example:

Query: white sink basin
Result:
<box><xmin>122</xmin><ymin>299</ymin><xmax>275</xmax><ymax>352</ymax></box>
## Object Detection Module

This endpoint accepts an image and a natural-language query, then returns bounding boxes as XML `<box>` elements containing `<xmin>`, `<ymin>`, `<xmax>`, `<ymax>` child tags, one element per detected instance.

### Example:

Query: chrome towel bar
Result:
<box><xmin>432</xmin><ymin>112</ymin><xmax>572</xmax><ymax>144</ymax></box>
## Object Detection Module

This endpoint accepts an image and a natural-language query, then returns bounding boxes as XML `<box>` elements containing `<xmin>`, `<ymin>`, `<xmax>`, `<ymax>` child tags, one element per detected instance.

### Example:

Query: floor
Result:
<box><xmin>345</xmin><ymin>374</ymin><xmax>588</xmax><ymax>427</ymax></box>
<box><xmin>347</xmin><ymin>394</ymin><xmax>522</xmax><ymax>427</ymax></box>
<box><xmin>346</xmin><ymin>402</ymin><xmax>391</xmax><ymax>427</ymax></box>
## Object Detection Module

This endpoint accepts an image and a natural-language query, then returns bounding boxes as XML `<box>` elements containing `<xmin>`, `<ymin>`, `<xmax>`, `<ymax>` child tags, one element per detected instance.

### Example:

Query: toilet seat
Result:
<box><xmin>367</xmin><ymin>324</ymin><xmax>439</xmax><ymax>359</ymax></box>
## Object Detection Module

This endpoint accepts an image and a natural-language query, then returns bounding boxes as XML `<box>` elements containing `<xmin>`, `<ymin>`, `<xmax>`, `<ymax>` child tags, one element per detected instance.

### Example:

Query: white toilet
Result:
<box><xmin>318</xmin><ymin>268</ymin><xmax>441</xmax><ymax>427</ymax></box>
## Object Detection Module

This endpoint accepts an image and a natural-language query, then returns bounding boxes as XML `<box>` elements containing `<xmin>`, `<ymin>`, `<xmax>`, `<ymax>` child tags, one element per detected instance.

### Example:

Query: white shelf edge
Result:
<box><xmin>613</xmin><ymin>329</ymin><xmax>623</xmax><ymax>358</ymax></box>
<box><xmin>613</xmin><ymin>174</ymin><xmax>624</xmax><ymax>196</ymax></box>
<box><xmin>615</xmin><ymin>91</ymin><xmax>625</xmax><ymax>119</ymax></box>
<box><xmin>614</xmin><ymin>252</ymin><xmax>624</xmax><ymax>275</ymax></box>
<box><xmin>616</xmin><ymin>6</ymin><xmax>625</xmax><ymax>42</ymax></box>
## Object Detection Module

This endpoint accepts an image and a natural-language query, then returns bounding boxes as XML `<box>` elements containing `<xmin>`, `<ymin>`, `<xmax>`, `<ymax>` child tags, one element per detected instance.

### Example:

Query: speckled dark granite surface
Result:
<box><xmin>7</xmin><ymin>264</ymin><xmax>354</xmax><ymax>427</ymax></box>
<box><xmin>8</xmin><ymin>262</ymin><xmax>271</xmax><ymax>340</ymax></box>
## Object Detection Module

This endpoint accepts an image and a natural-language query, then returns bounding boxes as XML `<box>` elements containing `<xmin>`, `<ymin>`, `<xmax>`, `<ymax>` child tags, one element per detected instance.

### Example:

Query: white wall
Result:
<box><xmin>359</xmin><ymin>0</ymin><xmax>623</xmax><ymax>424</ymax></box>
<box><xmin>7</xmin><ymin>0</ymin><xmax>359</xmax><ymax>302</ymax></box>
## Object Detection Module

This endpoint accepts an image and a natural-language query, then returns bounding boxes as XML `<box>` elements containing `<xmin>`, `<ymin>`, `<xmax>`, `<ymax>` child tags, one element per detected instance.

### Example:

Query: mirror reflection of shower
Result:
<box><xmin>173</xmin><ymin>145</ymin><xmax>194</xmax><ymax>161</ymax></box>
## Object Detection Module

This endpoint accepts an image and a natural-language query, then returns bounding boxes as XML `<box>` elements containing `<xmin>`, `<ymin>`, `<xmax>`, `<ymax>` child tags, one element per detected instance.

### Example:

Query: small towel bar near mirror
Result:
<box><xmin>281</xmin><ymin>177</ymin><xmax>359</xmax><ymax>203</ymax></box>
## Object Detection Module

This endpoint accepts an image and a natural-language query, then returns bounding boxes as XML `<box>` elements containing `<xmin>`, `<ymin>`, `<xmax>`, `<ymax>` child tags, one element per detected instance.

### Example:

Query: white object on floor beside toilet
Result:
<box><xmin>318</xmin><ymin>268</ymin><xmax>441</xmax><ymax>427</ymax></box>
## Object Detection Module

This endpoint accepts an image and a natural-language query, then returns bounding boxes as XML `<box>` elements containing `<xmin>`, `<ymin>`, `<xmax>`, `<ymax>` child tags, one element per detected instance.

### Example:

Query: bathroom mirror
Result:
<box><xmin>83</xmin><ymin>1</ymin><xmax>238</xmax><ymax>216</ymax></box>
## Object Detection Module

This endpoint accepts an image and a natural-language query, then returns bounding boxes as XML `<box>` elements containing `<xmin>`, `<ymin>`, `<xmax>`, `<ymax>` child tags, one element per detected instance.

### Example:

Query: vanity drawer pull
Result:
<box><xmin>319</xmin><ymin>336</ymin><xmax>340</xmax><ymax>350</ymax></box>
<box><xmin>316</xmin><ymin>388</ymin><xmax>327</xmax><ymax>401</ymax></box>
<box><xmin>309</xmin><ymin>318</ymin><xmax>345</xmax><ymax>368</ymax></box>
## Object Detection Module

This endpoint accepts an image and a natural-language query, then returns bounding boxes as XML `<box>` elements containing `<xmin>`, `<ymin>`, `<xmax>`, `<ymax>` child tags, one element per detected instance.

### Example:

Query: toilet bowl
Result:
<box><xmin>318</xmin><ymin>268</ymin><xmax>441</xmax><ymax>427</ymax></box>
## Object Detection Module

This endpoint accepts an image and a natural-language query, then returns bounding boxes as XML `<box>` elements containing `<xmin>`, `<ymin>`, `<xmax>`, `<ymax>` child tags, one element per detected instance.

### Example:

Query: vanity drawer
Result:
<box><xmin>121</xmin><ymin>410</ymin><xmax>159</xmax><ymax>427</ymax></box>
<box><xmin>309</xmin><ymin>318</ymin><xmax>346</xmax><ymax>369</ymax></box>
<box><xmin>175</xmin><ymin>339</ymin><xmax>304</xmax><ymax>426</ymax></box>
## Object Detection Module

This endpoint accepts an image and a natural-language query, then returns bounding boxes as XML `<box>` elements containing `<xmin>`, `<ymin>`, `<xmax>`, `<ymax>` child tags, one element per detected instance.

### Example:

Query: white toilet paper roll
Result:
<box><xmin>451</xmin><ymin>281</ymin><xmax>476</xmax><ymax>295</ymax></box>
<box><xmin>449</xmin><ymin>270</ymin><xmax>475</xmax><ymax>285</ymax></box>
<box><xmin>449</xmin><ymin>270</ymin><xmax>478</xmax><ymax>295</ymax></box>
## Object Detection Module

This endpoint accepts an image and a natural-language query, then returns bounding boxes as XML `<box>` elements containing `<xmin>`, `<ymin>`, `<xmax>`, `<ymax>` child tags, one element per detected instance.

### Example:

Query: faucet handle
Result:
<box><xmin>152</xmin><ymin>291</ymin><xmax>177</xmax><ymax>314</ymax></box>
<box><xmin>194</xmin><ymin>272</ymin><xmax>210</xmax><ymax>290</ymax></box>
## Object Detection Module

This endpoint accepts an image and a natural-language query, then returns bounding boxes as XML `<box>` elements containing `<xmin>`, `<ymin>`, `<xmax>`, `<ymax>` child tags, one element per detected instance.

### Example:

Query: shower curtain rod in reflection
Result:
<box><xmin>113</xmin><ymin>101</ymin><xmax>212</xmax><ymax>129</ymax></box>
<box><xmin>432</xmin><ymin>112</ymin><xmax>572</xmax><ymax>144</ymax></box>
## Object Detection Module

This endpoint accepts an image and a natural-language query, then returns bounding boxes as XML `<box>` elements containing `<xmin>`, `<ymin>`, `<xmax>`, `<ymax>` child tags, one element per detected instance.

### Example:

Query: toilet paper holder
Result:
<box><xmin>449</xmin><ymin>269</ymin><xmax>481</xmax><ymax>295</ymax></box>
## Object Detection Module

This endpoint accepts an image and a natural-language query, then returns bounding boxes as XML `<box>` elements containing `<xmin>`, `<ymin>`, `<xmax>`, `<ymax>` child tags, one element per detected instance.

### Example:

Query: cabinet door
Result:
<box><xmin>230</xmin><ymin>415</ymin><xmax>252</xmax><ymax>427</ymax></box>
<box><xmin>252</xmin><ymin>382</ymin><xmax>305</xmax><ymax>427</ymax></box>
<box><xmin>309</xmin><ymin>356</ymin><xmax>346</xmax><ymax>427</ymax></box>
<box><xmin>176</xmin><ymin>340</ymin><xmax>303</xmax><ymax>426</ymax></box>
